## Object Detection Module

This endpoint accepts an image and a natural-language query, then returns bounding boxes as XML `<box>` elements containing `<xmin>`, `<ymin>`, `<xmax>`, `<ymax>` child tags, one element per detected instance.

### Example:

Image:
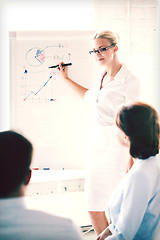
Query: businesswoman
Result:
<box><xmin>57</xmin><ymin>30</ymin><xmax>140</xmax><ymax>235</ymax></box>
<box><xmin>97</xmin><ymin>102</ymin><xmax>160</xmax><ymax>240</ymax></box>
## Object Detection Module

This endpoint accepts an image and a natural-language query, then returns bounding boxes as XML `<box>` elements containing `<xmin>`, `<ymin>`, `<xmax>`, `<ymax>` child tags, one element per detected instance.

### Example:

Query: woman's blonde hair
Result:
<box><xmin>93</xmin><ymin>30</ymin><xmax>120</xmax><ymax>46</ymax></box>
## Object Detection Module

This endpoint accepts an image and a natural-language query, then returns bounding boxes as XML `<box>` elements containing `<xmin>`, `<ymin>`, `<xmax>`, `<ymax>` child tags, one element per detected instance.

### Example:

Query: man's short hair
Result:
<box><xmin>0</xmin><ymin>130</ymin><xmax>33</xmax><ymax>197</ymax></box>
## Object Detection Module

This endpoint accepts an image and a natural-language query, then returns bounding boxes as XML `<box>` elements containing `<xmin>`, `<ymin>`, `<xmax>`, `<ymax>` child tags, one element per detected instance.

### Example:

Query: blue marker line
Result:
<box><xmin>35</xmin><ymin>76</ymin><xmax>52</xmax><ymax>95</ymax></box>
<box><xmin>35</xmin><ymin>56</ymin><xmax>43</xmax><ymax>64</ymax></box>
<box><xmin>43</xmin><ymin>45</ymin><xmax>60</xmax><ymax>51</ymax></box>
<box><xmin>24</xmin><ymin>91</ymin><xmax>34</xmax><ymax>100</ymax></box>
<box><xmin>43</xmin><ymin>168</ymin><xmax>50</xmax><ymax>170</ymax></box>
<box><xmin>24</xmin><ymin>75</ymin><xmax>53</xmax><ymax>101</ymax></box>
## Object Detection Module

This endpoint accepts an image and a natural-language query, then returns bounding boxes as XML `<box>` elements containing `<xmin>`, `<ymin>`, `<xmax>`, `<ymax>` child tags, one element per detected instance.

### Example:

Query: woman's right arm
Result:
<box><xmin>57</xmin><ymin>62</ymin><xmax>88</xmax><ymax>97</ymax></box>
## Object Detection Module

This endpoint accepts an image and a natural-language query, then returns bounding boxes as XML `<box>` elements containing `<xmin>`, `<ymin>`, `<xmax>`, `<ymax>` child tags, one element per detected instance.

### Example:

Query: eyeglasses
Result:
<box><xmin>89</xmin><ymin>44</ymin><xmax>116</xmax><ymax>55</ymax></box>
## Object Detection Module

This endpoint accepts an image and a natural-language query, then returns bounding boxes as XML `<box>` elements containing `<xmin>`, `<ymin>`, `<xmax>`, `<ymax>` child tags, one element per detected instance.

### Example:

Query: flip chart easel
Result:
<box><xmin>9</xmin><ymin>30</ymin><xmax>98</xmax><ymax>169</ymax></box>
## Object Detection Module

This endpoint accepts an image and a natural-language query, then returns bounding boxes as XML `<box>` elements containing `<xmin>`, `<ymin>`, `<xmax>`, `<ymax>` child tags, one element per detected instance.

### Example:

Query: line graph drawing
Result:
<box><xmin>23</xmin><ymin>75</ymin><xmax>55</xmax><ymax>101</ymax></box>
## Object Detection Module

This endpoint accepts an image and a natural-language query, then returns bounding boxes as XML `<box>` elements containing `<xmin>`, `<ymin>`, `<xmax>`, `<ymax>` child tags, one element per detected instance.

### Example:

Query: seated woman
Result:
<box><xmin>97</xmin><ymin>102</ymin><xmax>160</xmax><ymax>240</ymax></box>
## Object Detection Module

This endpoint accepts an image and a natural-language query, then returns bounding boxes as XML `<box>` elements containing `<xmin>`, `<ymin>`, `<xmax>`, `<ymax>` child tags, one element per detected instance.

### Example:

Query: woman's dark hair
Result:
<box><xmin>116</xmin><ymin>102</ymin><xmax>160</xmax><ymax>159</ymax></box>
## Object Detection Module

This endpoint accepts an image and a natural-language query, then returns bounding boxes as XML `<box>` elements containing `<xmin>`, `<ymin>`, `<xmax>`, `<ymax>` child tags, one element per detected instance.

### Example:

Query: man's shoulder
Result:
<box><xmin>25</xmin><ymin>208</ymin><xmax>76</xmax><ymax>227</ymax></box>
<box><xmin>0</xmin><ymin>208</ymin><xmax>82</xmax><ymax>240</ymax></box>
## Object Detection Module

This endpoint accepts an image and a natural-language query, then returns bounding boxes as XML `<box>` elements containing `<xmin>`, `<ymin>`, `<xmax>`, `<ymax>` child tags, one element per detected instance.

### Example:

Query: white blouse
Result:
<box><xmin>85</xmin><ymin>64</ymin><xmax>140</xmax><ymax>126</ymax></box>
<box><xmin>107</xmin><ymin>156</ymin><xmax>160</xmax><ymax>240</ymax></box>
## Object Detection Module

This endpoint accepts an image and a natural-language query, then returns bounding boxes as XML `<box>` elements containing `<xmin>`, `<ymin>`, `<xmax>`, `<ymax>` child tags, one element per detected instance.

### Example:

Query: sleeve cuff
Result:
<box><xmin>108</xmin><ymin>223</ymin><xmax>114</xmax><ymax>234</ymax></box>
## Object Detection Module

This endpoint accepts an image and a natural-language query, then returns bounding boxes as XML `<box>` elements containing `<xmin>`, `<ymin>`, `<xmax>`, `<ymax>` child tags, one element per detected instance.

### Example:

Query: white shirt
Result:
<box><xmin>0</xmin><ymin>197</ymin><xmax>83</xmax><ymax>240</ymax></box>
<box><xmin>107</xmin><ymin>156</ymin><xmax>160</xmax><ymax>240</ymax></box>
<box><xmin>85</xmin><ymin>64</ymin><xmax>140</xmax><ymax>126</ymax></box>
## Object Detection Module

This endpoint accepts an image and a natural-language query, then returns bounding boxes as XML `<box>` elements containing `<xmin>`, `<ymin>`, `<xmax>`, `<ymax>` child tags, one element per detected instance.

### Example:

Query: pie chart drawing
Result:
<box><xmin>26</xmin><ymin>47</ymin><xmax>45</xmax><ymax>67</ymax></box>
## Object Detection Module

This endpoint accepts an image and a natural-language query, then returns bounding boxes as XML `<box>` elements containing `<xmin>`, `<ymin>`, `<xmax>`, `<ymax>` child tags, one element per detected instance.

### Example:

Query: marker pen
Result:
<box><xmin>49</xmin><ymin>63</ymin><xmax>72</xmax><ymax>69</ymax></box>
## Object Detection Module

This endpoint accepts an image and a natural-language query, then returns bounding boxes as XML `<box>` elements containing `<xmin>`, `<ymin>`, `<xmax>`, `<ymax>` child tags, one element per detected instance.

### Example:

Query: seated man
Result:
<box><xmin>0</xmin><ymin>130</ymin><xmax>83</xmax><ymax>240</ymax></box>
